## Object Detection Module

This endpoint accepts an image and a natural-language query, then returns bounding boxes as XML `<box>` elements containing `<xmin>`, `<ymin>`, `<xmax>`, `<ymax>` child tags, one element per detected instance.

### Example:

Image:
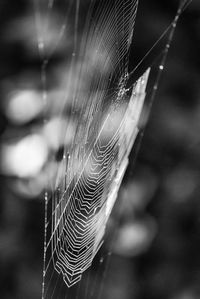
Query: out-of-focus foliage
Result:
<box><xmin>0</xmin><ymin>0</ymin><xmax>200</xmax><ymax>299</ymax></box>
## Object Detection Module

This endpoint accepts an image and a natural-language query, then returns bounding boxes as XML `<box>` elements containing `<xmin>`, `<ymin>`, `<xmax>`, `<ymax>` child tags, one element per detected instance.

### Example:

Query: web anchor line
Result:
<box><xmin>128</xmin><ymin>0</ymin><xmax>193</xmax><ymax>84</ymax></box>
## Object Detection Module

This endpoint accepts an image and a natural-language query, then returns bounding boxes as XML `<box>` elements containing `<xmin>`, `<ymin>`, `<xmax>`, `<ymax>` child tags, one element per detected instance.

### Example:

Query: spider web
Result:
<box><xmin>33</xmin><ymin>0</ymin><xmax>192</xmax><ymax>298</ymax></box>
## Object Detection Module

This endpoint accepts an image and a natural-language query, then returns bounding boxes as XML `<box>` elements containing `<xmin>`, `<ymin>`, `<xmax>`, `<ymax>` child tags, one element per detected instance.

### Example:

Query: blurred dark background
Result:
<box><xmin>0</xmin><ymin>0</ymin><xmax>200</xmax><ymax>299</ymax></box>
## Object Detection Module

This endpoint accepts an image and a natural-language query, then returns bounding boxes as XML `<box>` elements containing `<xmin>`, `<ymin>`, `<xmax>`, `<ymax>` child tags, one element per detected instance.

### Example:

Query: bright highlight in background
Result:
<box><xmin>2</xmin><ymin>134</ymin><xmax>48</xmax><ymax>178</ymax></box>
<box><xmin>43</xmin><ymin>117</ymin><xmax>76</xmax><ymax>150</ymax></box>
<box><xmin>6</xmin><ymin>90</ymin><xmax>43</xmax><ymax>124</ymax></box>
